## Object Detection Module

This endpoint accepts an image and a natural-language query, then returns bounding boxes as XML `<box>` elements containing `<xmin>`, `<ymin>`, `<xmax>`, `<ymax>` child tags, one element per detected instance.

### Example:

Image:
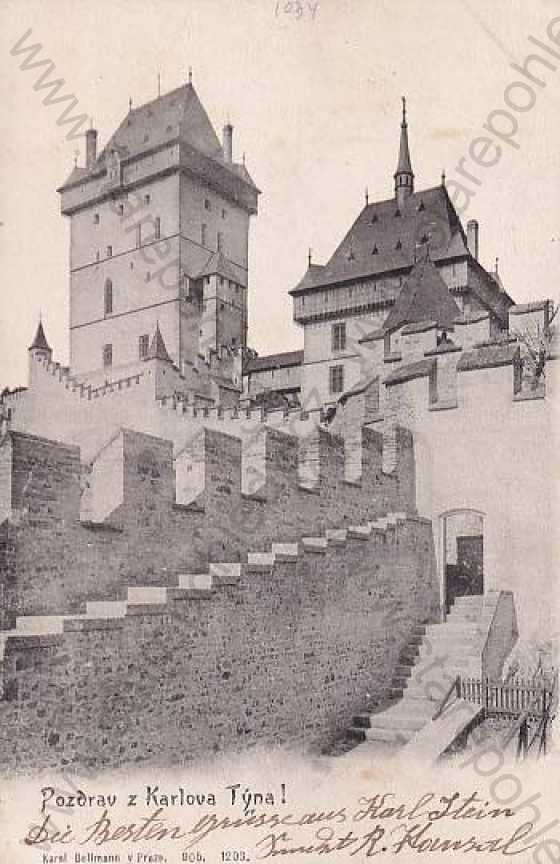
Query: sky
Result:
<box><xmin>0</xmin><ymin>0</ymin><xmax>559</xmax><ymax>388</ymax></box>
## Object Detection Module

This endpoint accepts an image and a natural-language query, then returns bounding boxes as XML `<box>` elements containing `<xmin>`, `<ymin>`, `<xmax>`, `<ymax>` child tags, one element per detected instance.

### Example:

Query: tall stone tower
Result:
<box><xmin>58</xmin><ymin>81</ymin><xmax>259</xmax><ymax>382</ymax></box>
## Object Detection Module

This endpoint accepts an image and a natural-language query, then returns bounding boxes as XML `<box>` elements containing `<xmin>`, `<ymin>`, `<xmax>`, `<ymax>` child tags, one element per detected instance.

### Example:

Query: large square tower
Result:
<box><xmin>58</xmin><ymin>81</ymin><xmax>259</xmax><ymax>383</ymax></box>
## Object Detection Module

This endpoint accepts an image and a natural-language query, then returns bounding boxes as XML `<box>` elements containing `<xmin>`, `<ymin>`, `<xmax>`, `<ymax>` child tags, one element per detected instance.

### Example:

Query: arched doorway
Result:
<box><xmin>440</xmin><ymin>509</ymin><xmax>484</xmax><ymax>615</ymax></box>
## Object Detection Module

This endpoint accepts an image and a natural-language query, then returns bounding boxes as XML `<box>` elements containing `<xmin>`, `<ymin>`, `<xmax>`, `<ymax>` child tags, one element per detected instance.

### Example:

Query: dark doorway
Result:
<box><xmin>442</xmin><ymin>511</ymin><xmax>484</xmax><ymax>613</ymax></box>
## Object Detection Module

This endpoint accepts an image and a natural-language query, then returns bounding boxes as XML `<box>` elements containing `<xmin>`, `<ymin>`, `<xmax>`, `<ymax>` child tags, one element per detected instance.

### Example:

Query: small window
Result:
<box><xmin>222</xmin><ymin>209</ymin><xmax>227</xmax><ymax>219</ymax></box>
<box><xmin>144</xmin><ymin>193</ymin><xmax>151</xmax><ymax>205</ymax></box>
<box><xmin>136</xmin><ymin>224</ymin><xmax>141</xmax><ymax>248</ymax></box>
<box><xmin>93</xmin><ymin>213</ymin><xmax>99</xmax><ymax>224</ymax></box>
<box><xmin>154</xmin><ymin>217</ymin><xmax>161</xmax><ymax>240</ymax></box>
<box><xmin>118</xmin><ymin>203</ymin><xmax>124</xmax><ymax>216</ymax></box>
<box><xmin>204</xmin><ymin>198</ymin><xmax>211</xmax><ymax>211</ymax></box>
<box><xmin>104</xmin><ymin>279</ymin><xmax>113</xmax><ymax>315</ymax></box>
<box><xmin>139</xmin><ymin>334</ymin><xmax>149</xmax><ymax>359</ymax></box>
<box><xmin>103</xmin><ymin>343</ymin><xmax>113</xmax><ymax>368</ymax></box>
<box><xmin>331</xmin><ymin>322</ymin><xmax>346</xmax><ymax>352</ymax></box>
<box><xmin>372</xmin><ymin>245</ymin><xmax>379</xmax><ymax>255</ymax></box>
<box><xmin>106</xmin><ymin>245</ymin><xmax>112</xmax><ymax>258</ymax></box>
<box><xmin>201</xmin><ymin>223</ymin><xmax>207</xmax><ymax>246</ymax></box>
<box><xmin>95</xmin><ymin>250</ymin><xmax>100</xmax><ymax>262</ymax></box>
<box><xmin>396</xmin><ymin>239</ymin><xmax>402</xmax><ymax>250</ymax></box>
<box><xmin>329</xmin><ymin>365</ymin><xmax>344</xmax><ymax>394</ymax></box>
<box><xmin>217</xmin><ymin>231</ymin><xmax>223</xmax><ymax>252</ymax></box>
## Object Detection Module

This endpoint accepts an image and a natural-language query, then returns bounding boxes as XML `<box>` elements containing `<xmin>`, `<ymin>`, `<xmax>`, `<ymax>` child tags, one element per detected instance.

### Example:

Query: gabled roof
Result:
<box><xmin>382</xmin><ymin>257</ymin><xmax>462</xmax><ymax>332</ymax></box>
<box><xmin>145</xmin><ymin>323</ymin><xmax>172</xmax><ymax>363</ymax></box>
<box><xmin>289</xmin><ymin>185</ymin><xmax>468</xmax><ymax>295</ymax></box>
<box><xmin>244</xmin><ymin>350</ymin><xmax>304</xmax><ymax>374</ymax></box>
<box><xmin>29</xmin><ymin>320</ymin><xmax>50</xmax><ymax>351</ymax></box>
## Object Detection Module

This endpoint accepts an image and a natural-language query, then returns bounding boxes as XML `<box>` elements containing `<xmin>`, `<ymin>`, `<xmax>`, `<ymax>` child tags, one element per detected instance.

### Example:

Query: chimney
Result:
<box><xmin>223</xmin><ymin>123</ymin><xmax>233</xmax><ymax>163</ymax></box>
<box><xmin>467</xmin><ymin>219</ymin><xmax>479</xmax><ymax>260</ymax></box>
<box><xmin>86</xmin><ymin>128</ymin><xmax>98</xmax><ymax>170</ymax></box>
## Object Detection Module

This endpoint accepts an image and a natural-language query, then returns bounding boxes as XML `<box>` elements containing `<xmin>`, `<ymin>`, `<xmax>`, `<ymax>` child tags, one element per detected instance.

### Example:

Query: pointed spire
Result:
<box><xmin>145</xmin><ymin>322</ymin><xmax>172</xmax><ymax>362</ymax></box>
<box><xmin>394</xmin><ymin>96</ymin><xmax>414</xmax><ymax>206</ymax></box>
<box><xmin>29</xmin><ymin>317</ymin><xmax>51</xmax><ymax>352</ymax></box>
<box><xmin>308</xmin><ymin>247</ymin><xmax>312</xmax><ymax>267</ymax></box>
<box><xmin>188</xmin><ymin>66</ymin><xmax>193</xmax><ymax>85</ymax></box>
<box><xmin>365</xmin><ymin>186</ymin><xmax>369</xmax><ymax>206</ymax></box>
<box><xmin>441</xmin><ymin>169</ymin><xmax>446</xmax><ymax>187</ymax></box>
<box><xmin>129</xmin><ymin>97</ymin><xmax>133</xmax><ymax>112</ymax></box>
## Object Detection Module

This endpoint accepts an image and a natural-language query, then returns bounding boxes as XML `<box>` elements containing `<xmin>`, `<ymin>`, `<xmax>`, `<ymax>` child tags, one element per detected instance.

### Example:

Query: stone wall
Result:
<box><xmin>0</xmin><ymin>514</ymin><xmax>438</xmax><ymax>773</ymax></box>
<box><xmin>0</xmin><ymin>423</ymin><xmax>416</xmax><ymax>626</ymax></box>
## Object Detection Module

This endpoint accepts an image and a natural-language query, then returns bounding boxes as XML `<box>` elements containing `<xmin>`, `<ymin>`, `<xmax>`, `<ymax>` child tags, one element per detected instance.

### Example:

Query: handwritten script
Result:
<box><xmin>24</xmin><ymin>789</ymin><xmax>551</xmax><ymax>858</ymax></box>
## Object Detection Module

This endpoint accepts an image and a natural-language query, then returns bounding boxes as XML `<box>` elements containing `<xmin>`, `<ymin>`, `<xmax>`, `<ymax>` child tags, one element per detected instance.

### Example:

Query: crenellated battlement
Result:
<box><xmin>0</xmin><ymin>422</ymin><xmax>416</xmax><ymax>630</ymax></box>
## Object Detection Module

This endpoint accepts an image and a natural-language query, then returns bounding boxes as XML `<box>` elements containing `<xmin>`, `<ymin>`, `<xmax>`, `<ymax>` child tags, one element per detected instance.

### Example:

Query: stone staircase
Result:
<box><xmin>348</xmin><ymin>595</ymin><xmax>485</xmax><ymax>752</ymax></box>
<box><xmin>0</xmin><ymin>511</ymin><xmax>411</xmax><ymax>669</ymax></box>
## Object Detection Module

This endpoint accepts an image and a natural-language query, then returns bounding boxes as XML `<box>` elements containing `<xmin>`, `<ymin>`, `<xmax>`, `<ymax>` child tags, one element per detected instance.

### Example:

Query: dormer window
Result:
<box><xmin>371</xmin><ymin>213</ymin><xmax>378</xmax><ymax>224</ymax></box>
<box><xmin>372</xmin><ymin>245</ymin><xmax>379</xmax><ymax>255</ymax></box>
<box><xmin>418</xmin><ymin>201</ymin><xmax>425</xmax><ymax>211</ymax></box>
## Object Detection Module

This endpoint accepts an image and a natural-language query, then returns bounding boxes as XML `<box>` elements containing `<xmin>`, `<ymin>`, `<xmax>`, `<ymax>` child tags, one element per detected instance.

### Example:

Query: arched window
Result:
<box><xmin>104</xmin><ymin>279</ymin><xmax>113</xmax><ymax>315</ymax></box>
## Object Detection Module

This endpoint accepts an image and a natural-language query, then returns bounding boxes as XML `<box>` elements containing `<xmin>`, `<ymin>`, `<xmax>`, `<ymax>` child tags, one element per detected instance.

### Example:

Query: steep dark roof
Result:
<box><xmin>197</xmin><ymin>250</ymin><xmax>244</xmax><ymax>283</ymax></box>
<box><xmin>29</xmin><ymin>320</ymin><xmax>50</xmax><ymax>351</ymax></box>
<box><xmin>385</xmin><ymin>358</ymin><xmax>435</xmax><ymax>386</ymax></box>
<box><xmin>290</xmin><ymin>185</ymin><xmax>468</xmax><ymax>295</ymax></box>
<box><xmin>61</xmin><ymin>83</ymin><xmax>258</xmax><ymax>192</ymax></box>
<box><xmin>382</xmin><ymin>258</ymin><xmax>462</xmax><ymax>332</ymax></box>
<box><xmin>244</xmin><ymin>350</ymin><xmax>304</xmax><ymax>374</ymax></box>
<box><xmin>457</xmin><ymin>343</ymin><xmax>519</xmax><ymax>372</ymax></box>
<box><xmin>395</xmin><ymin>102</ymin><xmax>413</xmax><ymax>178</ymax></box>
<box><xmin>292</xmin><ymin>264</ymin><xmax>327</xmax><ymax>293</ymax></box>
<box><xmin>145</xmin><ymin>323</ymin><xmax>172</xmax><ymax>362</ymax></box>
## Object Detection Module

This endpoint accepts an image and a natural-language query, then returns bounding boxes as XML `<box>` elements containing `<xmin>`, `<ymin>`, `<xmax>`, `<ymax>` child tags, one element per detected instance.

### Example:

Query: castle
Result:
<box><xmin>0</xmin><ymin>78</ymin><xmax>556</xmax><ymax>771</ymax></box>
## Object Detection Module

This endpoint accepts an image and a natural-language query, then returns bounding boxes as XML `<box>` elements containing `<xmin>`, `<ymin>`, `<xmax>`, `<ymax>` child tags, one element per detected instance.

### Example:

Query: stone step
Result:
<box><xmin>365</xmin><ymin>726</ymin><xmax>414</xmax><ymax>744</ymax></box>
<box><xmin>85</xmin><ymin>600</ymin><xmax>128</xmax><ymax>618</ymax></box>
<box><xmin>395</xmin><ymin>664</ymin><xmax>413</xmax><ymax>679</ymax></box>
<box><xmin>425</xmin><ymin>623</ymin><xmax>478</xmax><ymax>639</ymax></box>
<box><xmin>178</xmin><ymin>573</ymin><xmax>212</xmax><ymax>590</ymax></box>
<box><xmin>325</xmin><ymin>529</ymin><xmax>347</xmax><ymax>546</ymax></box>
<box><xmin>302</xmin><ymin>536</ymin><xmax>328</xmax><ymax>553</ymax></box>
<box><xmin>271</xmin><ymin>542</ymin><xmax>299</xmax><ymax>561</ymax></box>
<box><xmin>348</xmin><ymin>725</ymin><xmax>367</xmax><ymax>742</ymax></box>
<box><xmin>246</xmin><ymin>553</ymin><xmax>274</xmax><ymax>572</ymax></box>
<box><xmin>446</xmin><ymin>609</ymin><xmax>481</xmax><ymax>622</ymax></box>
<box><xmin>14</xmin><ymin>615</ymin><xmax>68</xmax><ymax>635</ymax></box>
<box><xmin>451</xmin><ymin>595</ymin><xmax>484</xmax><ymax>606</ymax></box>
<box><xmin>347</xmin><ymin>525</ymin><xmax>371</xmax><ymax>539</ymax></box>
<box><xmin>127</xmin><ymin>586</ymin><xmax>168</xmax><ymax>605</ymax></box>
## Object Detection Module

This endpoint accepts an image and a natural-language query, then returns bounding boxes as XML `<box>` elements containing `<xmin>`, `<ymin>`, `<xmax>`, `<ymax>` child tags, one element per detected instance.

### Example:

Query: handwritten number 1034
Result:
<box><xmin>275</xmin><ymin>1</ymin><xmax>319</xmax><ymax>20</ymax></box>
